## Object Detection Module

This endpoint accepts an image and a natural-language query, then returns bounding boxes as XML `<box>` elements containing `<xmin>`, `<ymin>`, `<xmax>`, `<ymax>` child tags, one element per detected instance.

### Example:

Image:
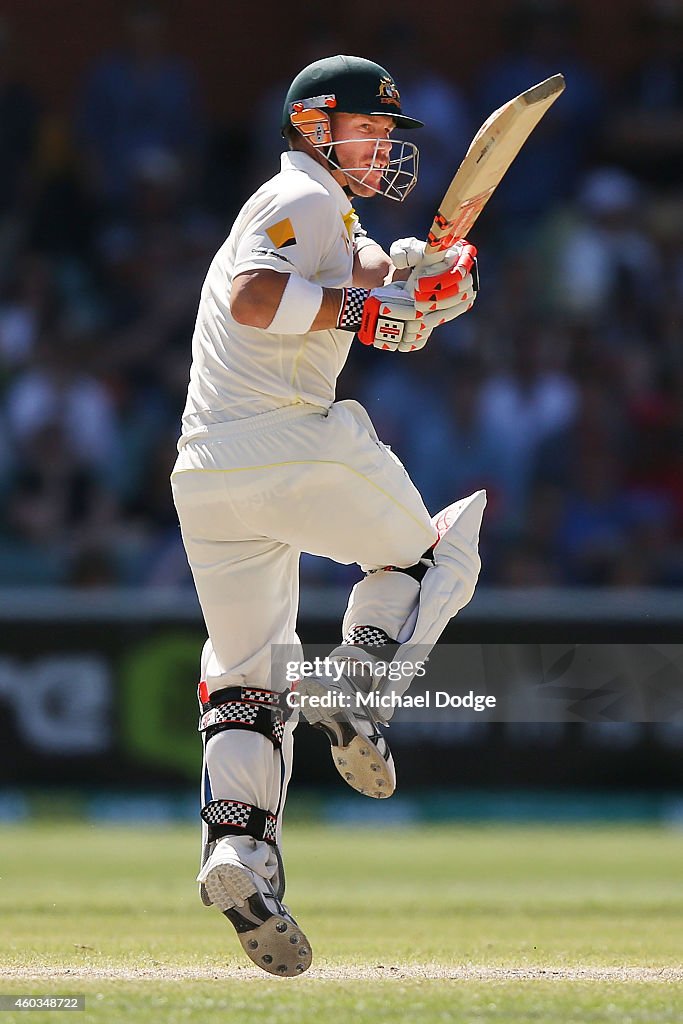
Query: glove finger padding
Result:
<box><xmin>391</xmin><ymin>317</ymin><xmax>433</xmax><ymax>352</ymax></box>
<box><xmin>416</xmin><ymin>271</ymin><xmax>477</xmax><ymax>313</ymax></box>
<box><xmin>396</xmin><ymin>293</ymin><xmax>477</xmax><ymax>352</ymax></box>
<box><xmin>420</xmin><ymin>293</ymin><xmax>477</xmax><ymax>329</ymax></box>
<box><xmin>396</xmin><ymin>324</ymin><xmax>433</xmax><ymax>352</ymax></box>
<box><xmin>414</xmin><ymin>242</ymin><xmax>478</xmax><ymax>302</ymax></box>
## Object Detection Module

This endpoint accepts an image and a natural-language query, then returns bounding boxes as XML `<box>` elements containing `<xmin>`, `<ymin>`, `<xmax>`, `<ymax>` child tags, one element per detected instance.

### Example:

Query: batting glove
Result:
<box><xmin>336</xmin><ymin>283</ymin><xmax>425</xmax><ymax>350</ymax></box>
<box><xmin>389</xmin><ymin>236</ymin><xmax>427</xmax><ymax>270</ymax></box>
<box><xmin>390</xmin><ymin>236</ymin><xmax>474</xmax><ymax>275</ymax></box>
<box><xmin>337</xmin><ymin>278</ymin><xmax>475</xmax><ymax>353</ymax></box>
<box><xmin>414</xmin><ymin>241</ymin><xmax>479</xmax><ymax>304</ymax></box>
<box><xmin>408</xmin><ymin>243</ymin><xmax>479</xmax><ymax>350</ymax></box>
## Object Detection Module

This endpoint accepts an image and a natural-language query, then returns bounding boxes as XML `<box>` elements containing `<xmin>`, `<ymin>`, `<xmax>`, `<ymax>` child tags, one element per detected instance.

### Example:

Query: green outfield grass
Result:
<box><xmin>0</xmin><ymin>821</ymin><xmax>681</xmax><ymax>1022</ymax></box>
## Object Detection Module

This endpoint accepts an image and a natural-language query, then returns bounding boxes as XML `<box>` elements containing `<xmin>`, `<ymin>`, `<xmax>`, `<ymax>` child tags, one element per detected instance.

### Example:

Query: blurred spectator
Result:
<box><xmin>0</xmin><ymin>255</ymin><xmax>56</xmax><ymax>371</ymax></box>
<box><xmin>399</xmin><ymin>353</ymin><xmax>515</xmax><ymax>527</ymax></box>
<box><xmin>551</xmin><ymin>443</ymin><xmax>678</xmax><ymax>587</ymax></box>
<box><xmin>356</xmin><ymin>340</ymin><xmax>445</xmax><ymax>457</ymax></box>
<box><xmin>625</xmin><ymin>365</ymin><xmax>683</xmax><ymax>541</ymax></box>
<box><xmin>0</xmin><ymin>17</ymin><xmax>39</xmax><ymax>224</ymax></box>
<box><xmin>609</xmin><ymin>2</ymin><xmax>683</xmax><ymax>188</ymax></box>
<box><xmin>75</xmin><ymin>2</ymin><xmax>205</xmax><ymax>209</ymax></box>
<box><xmin>0</xmin><ymin>421</ymin><xmax>117</xmax><ymax>585</ymax></box>
<box><xmin>4</xmin><ymin>328</ymin><xmax>120</xmax><ymax>474</ymax></box>
<box><xmin>534</xmin><ymin>368</ymin><xmax>626</xmax><ymax>493</ymax></box>
<box><xmin>475</xmin><ymin>2</ymin><xmax>603</xmax><ymax>237</ymax></box>
<box><xmin>646</xmin><ymin>196</ymin><xmax>683</xmax><ymax>363</ymax></box>
<box><xmin>0</xmin><ymin>16</ymin><xmax>40</xmax><ymax>298</ymax></box>
<box><xmin>478</xmin><ymin>324</ymin><xmax>578</xmax><ymax>528</ymax></box>
<box><xmin>547</xmin><ymin>167</ymin><xmax>659</xmax><ymax>324</ymax></box>
<box><xmin>496</xmin><ymin>536</ymin><xmax>560</xmax><ymax>586</ymax></box>
<box><xmin>115</xmin><ymin>431</ymin><xmax>182</xmax><ymax>584</ymax></box>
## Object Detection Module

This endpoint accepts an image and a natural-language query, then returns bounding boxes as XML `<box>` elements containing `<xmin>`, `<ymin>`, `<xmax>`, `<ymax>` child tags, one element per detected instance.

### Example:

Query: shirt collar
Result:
<box><xmin>280</xmin><ymin>150</ymin><xmax>352</xmax><ymax>215</ymax></box>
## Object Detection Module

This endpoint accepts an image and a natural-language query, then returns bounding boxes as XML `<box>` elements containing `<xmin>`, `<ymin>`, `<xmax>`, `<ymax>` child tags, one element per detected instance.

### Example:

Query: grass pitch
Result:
<box><xmin>0</xmin><ymin>820</ymin><xmax>681</xmax><ymax>1022</ymax></box>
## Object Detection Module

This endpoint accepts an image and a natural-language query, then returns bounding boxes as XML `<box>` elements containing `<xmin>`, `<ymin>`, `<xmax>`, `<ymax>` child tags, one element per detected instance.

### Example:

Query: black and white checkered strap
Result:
<box><xmin>336</xmin><ymin>287</ymin><xmax>370</xmax><ymax>332</ymax></box>
<box><xmin>200</xmin><ymin>799</ymin><xmax>278</xmax><ymax>845</ymax></box>
<box><xmin>344</xmin><ymin>624</ymin><xmax>395</xmax><ymax>647</ymax></box>
<box><xmin>199</xmin><ymin>686</ymin><xmax>288</xmax><ymax>749</ymax></box>
<box><xmin>343</xmin><ymin>623</ymin><xmax>399</xmax><ymax>660</ymax></box>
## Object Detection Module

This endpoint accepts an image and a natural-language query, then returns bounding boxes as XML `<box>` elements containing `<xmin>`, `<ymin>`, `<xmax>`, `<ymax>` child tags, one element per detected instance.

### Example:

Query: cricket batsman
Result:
<box><xmin>171</xmin><ymin>55</ymin><xmax>486</xmax><ymax>976</ymax></box>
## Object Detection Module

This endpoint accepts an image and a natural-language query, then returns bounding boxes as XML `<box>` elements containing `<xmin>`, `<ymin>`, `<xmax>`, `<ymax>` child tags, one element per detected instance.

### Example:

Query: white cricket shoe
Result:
<box><xmin>296</xmin><ymin>660</ymin><xmax>396</xmax><ymax>799</ymax></box>
<box><xmin>198</xmin><ymin>838</ymin><xmax>312</xmax><ymax>977</ymax></box>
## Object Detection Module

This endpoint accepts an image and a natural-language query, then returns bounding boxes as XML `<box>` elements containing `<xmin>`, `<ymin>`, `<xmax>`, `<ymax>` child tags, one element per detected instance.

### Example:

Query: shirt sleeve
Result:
<box><xmin>352</xmin><ymin>216</ymin><xmax>381</xmax><ymax>253</ymax></box>
<box><xmin>233</xmin><ymin>189</ymin><xmax>337</xmax><ymax>281</ymax></box>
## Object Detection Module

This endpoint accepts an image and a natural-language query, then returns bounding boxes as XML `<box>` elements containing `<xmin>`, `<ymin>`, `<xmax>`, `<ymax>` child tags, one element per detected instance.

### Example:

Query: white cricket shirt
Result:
<box><xmin>181</xmin><ymin>150</ymin><xmax>372</xmax><ymax>431</ymax></box>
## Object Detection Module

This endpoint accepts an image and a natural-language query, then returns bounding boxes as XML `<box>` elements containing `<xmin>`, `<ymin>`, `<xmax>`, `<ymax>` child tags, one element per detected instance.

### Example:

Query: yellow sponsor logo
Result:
<box><xmin>266</xmin><ymin>217</ymin><xmax>297</xmax><ymax>248</ymax></box>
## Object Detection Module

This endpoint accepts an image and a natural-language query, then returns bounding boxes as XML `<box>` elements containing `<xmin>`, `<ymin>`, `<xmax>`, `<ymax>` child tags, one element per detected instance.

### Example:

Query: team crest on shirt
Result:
<box><xmin>266</xmin><ymin>217</ymin><xmax>297</xmax><ymax>248</ymax></box>
<box><xmin>377</xmin><ymin>77</ymin><xmax>401</xmax><ymax>108</ymax></box>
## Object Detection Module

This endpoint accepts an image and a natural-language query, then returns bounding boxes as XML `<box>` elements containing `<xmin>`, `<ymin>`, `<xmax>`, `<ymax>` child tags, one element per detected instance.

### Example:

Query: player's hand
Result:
<box><xmin>409</xmin><ymin>242</ymin><xmax>479</xmax><ymax>348</ymax></box>
<box><xmin>355</xmin><ymin>281</ymin><xmax>471</xmax><ymax>352</ymax></box>
<box><xmin>390</xmin><ymin>237</ymin><xmax>473</xmax><ymax>274</ymax></box>
<box><xmin>354</xmin><ymin>282</ymin><xmax>427</xmax><ymax>351</ymax></box>
<box><xmin>389</xmin><ymin>237</ymin><xmax>426</xmax><ymax>271</ymax></box>
<box><xmin>414</xmin><ymin>241</ymin><xmax>478</xmax><ymax>306</ymax></box>
<box><xmin>337</xmin><ymin>260</ymin><xmax>478</xmax><ymax>351</ymax></box>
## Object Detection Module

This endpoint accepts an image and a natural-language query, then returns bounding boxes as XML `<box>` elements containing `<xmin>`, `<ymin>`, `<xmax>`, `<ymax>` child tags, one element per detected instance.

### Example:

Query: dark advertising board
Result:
<box><xmin>0</xmin><ymin>589</ymin><xmax>681</xmax><ymax>793</ymax></box>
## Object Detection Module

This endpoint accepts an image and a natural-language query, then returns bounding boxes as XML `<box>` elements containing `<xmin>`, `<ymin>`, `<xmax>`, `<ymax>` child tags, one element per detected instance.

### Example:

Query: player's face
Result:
<box><xmin>331</xmin><ymin>113</ymin><xmax>395</xmax><ymax>197</ymax></box>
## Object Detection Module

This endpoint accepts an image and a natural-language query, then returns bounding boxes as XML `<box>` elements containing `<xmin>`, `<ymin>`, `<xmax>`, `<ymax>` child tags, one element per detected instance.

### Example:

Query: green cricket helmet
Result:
<box><xmin>282</xmin><ymin>55</ymin><xmax>422</xmax><ymax>202</ymax></box>
<box><xmin>282</xmin><ymin>55</ymin><xmax>423</xmax><ymax>132</ymax></box>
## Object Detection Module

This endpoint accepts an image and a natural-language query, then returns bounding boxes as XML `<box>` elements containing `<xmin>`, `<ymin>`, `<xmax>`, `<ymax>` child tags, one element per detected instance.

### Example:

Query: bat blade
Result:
<box><xmin>423</xmin><ymin>74</ymin><xmax>566</xmax><ymax>262</ymax></box>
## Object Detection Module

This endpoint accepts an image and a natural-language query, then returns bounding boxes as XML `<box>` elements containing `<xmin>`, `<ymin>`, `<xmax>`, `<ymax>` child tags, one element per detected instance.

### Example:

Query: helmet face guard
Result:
<box><xmin>290</xmin><ymin>105</ymin><xmax>418</xmax><ymax>202</ymax></box>
<box><xmin>329</xmin><ymin>138</ymin><xmax>419</xmax><ymax>203</ymax></box>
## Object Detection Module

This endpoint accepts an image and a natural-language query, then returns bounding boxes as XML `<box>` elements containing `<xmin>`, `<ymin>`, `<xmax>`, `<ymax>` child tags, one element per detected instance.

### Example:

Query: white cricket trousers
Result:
<box><xmin>171</xmin><ymin>399</ymin><xmax>436</xmax><ymax>866</ymax></box>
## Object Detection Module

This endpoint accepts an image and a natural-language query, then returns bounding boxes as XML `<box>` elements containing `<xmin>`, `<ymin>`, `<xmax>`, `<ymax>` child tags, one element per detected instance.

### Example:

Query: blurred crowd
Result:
<box><xmin>0</xmin><ymin>2</ymin><xmax>682</xmax><ymax>590</ymax></box>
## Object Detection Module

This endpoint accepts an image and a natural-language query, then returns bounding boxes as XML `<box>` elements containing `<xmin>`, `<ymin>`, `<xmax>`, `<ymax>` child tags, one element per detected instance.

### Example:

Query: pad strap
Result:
<box><xmin>368</xmin><ymin>550</ymin><xmax>435</xmax><ymax>584</ymax></box>
<box><xmin>200</xmin><ymin>798</ymin><xmax>278</xmax><ymax>845</ymax></box>
<box><xmin>342</xmin><ymin>624</ymin><xmax>399</xmax><ymax>661</ymax></box>
<box><xmin>198</xmin><ymin>685</ymin><xmax>288</xmax><ymax>749</ymax></box>
<box><xmin>343</xmin><ymin>624</ymin><xmax>395</xmax><ymax>647</ymax></box>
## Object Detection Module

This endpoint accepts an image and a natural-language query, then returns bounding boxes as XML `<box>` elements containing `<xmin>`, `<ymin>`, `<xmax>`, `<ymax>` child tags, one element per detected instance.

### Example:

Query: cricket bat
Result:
<box><xmin>418</xmin><ymin>74</ymin><xmax>566</xmax><ymax>267</ymax></box>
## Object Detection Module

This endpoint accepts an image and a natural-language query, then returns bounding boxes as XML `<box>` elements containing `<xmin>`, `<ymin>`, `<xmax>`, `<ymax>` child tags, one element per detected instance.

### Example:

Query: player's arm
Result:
<box><xmin>231</xmin><ymin>192</ymin><xmax>354</xmax><ymax>330</ymax></box>
<box><xmin>352</xmin><ymin>243</ymin><xmax>394</xmax><ymax>288</ymax></box>
<box><xmin>351</xmin><ymin>217</ymin><xmax>419</xmax><ymax>287</ymax></box>
<box><xmin>231</xmin><ymin>255</ymin><xmax>475</xmax><ymax>352</ymax></box>
<box><xmin>230</xmin><ymin>245</ymin><xmax>417</xmax><ymax>328</ymax></box>
<box><xmin>351</xmin><ymin>243</ymin><xmax>418</xmax><ymax>286</ymax></box>
<box><xmin>231</xmin><ymin>269</ymin><xmax>347</xmax><ymax>331</ymax></box>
